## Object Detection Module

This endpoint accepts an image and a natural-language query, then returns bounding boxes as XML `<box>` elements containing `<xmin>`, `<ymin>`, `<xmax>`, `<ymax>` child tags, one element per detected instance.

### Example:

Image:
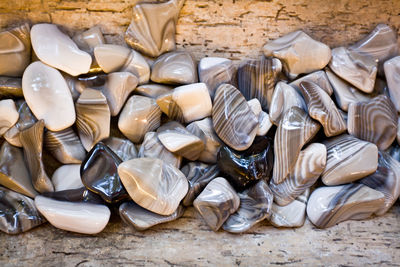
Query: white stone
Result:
<box><xmin>51</xmin><ymin>164</ymin><xmax>83</xmax><ymax>192</ymax></box>
<box><xmin>384</xmin><ymin>56</ymin><xmax>400</xmax><ymax>113</ymax></box>
<box><xmin>247</xmin><ymin>98</ymin><xmax>262</xmax><ymax>117</ymax></box>
<box><xmin>257</xmin><ymin>111</ymin><xmax>272</xmax><ymax>136</ymax></box>
<box><xmin>0</xmin><ymin>99</ymin><xmax>19</xmax><ymax>136</ymax></box>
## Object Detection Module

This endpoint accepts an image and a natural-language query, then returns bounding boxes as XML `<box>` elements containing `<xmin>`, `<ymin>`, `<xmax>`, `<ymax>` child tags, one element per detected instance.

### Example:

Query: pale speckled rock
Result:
<box><xmin>263</xmin><ymin>31</ymin><xmax>331</xmax><ymax>79</ymax></box>
<box><xmin>270</xmin><ymin>143</ymin><xmax>326</xmax><ymax>206</ymax></box>
<box><xmin>269</xmin><ymin>189</ymin><xmax>309</xmax><ymax>228</ymax></box>
<box><xmin>269</xmin><ymin>81</ymin><xmax>306</xmax><ymax>125</ymax></box>
<box><xmin>22</xmin><ymin>61</ymin><xmax>76</xmax><ymax>131</ymax></box>
<box><xmin>198</xmin><ymin>57</ymin><xmax>237</xmax><ymax>99</ymax></box>
<box><xmin>118</xmin><ymin>158</ymin><xmax>188</xmax><ymax>216</ymax></box>
<box><xmin>289</xmin><ymin>70</ymin><xmax>333</xmax><ymax>96</ymax></box>
<box><xmin>138</xmin><ymin>132</ymin><xmax>182</xmax><ymax>169</ymax></box>
<box><xmin>151</xmin><ymin>51</ymin><xmax>197</xmax><ymax>84</ymax></box>
<box><xmin>135</xmin><ymin>83</ymin><xmax>173</xmax><ymax>99</ymax></box>
<box><xmin>103</xmin><ymin>137</ymin><xmax>137</xmax><ymax>162</ymax></box>
<box><xmin>186</xmin><ymin>118</ymin><xmax>222</xmax><ymax>164</ymax></box>
<box><xmin>384</xmin><ymin>56</ymin><xmax>400</xmax><ymax>113</ymax></box>
<box><xmin>0</xmin><ymin>142</ymin><xmax>37</xmax><ymax>198</ymax></box>
<box><xmin>35</xmin><ymin>195</ymin><xmax>110</xmax><ymax>234</ymax></box>
<box><xmin>51</xmin><ymin>164</ymin><xmax>83</xmax><ymax>192</ymax></box>
<box><xmin>299</xmin><ymin>81</ymin><xmax>346</xmax><ymax>137</ymax></box>
<box><xmin>4</xmin><ymin>100</ymin><xmax>37</xmax><ymax>147</ymax></box>
<box><xmin>156</xmin><ymin>83</ymin><xmax>212</xmax><ymax>123</ymax></box>
<box><xmin>222</xmin><ymin>180</ymin><xmax>273</xmax><ymax>233</ymax></box>
<box><xmin>157</xmin><ymin>121</ymin><xmax>204</xmax><ymax>161</ymax></box>
<box><xmin>118</xmin><ymin>95</ymin><xmax>161</xmax><ymax>143</ymax></box>
<box><xmin>94</xmin><ymin>44</ymin><xmax>150</xmax><ymax>84</ymax></box>
<box><xmin>120</xmin><ymin>202</ymin><xmax>184</xmax><ymax>231</ymax></box>
<box><xmin>348</xmin><ymin>95</ymin><xmax>397</xmax><ymax>150</ymax></box>
<box><xmin>322</xmin><ymin>134</ymin><xmax>378</xmax><ymax>186</ymax></box>
<box><xmin>31</xmin><ymin>24</ymin><xmax>92</xmax><ymax>76</ymax></box>
<box><xmin>125</xmin><ymin>0</ymin><xmax>185</xmax><ymax>58</ymax></box>
<box><xmin>0</xmin><ymin>99</ymin><xmax>18</xmax><ymax>136</ymax></box>
<box><xmin>75</xmin><ymin>89</ymin><xmax>110</xmax><ymax>151</ymax></box>
<box><xmin>0</xmin><ymin>24</ymin><xmax>31</xmax><ymax>77</ymax></box>
<box><xmin>306</xmin><ymin>184</ymin><xmax>385</xmax><ymax>229</ymax></box>
<box><xmin>325</xmin><ymin>69</ymin><xmax>370</xmax><ymax>112</ymax></box>
<box><xmin>193</xmin><ymin>177</ymin><xmax>240</xmax><ymax>231</ymax></box>
<box><xmin>329</xmin><ymin>47</ymin><xmax>377</xmax><ymax>93</ymax></box>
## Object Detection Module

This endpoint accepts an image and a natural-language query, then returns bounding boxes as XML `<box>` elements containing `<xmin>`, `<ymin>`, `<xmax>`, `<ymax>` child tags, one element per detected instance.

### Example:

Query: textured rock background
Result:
<box><xmin>0</xmin><ymin>0</ymin><xmax>400</xmax><ymax>266</ymax></box>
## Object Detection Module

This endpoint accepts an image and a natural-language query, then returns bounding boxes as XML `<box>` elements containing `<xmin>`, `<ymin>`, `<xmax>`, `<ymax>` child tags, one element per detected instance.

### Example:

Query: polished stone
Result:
<box><xmin>73</xmin><ymin>26</ymin><xmax>105</xmax><ymax>55</ymax></box>
<box><xmin>42</xmin><ymin>187</ymin><xmax>104</xmax><ymax>204</ymax></box>
<box><xmin>0</xmin><ymin>99</ymin><xmax>18</xmax><ymax>136</ymax></box>
<box><xmin>0</xmin><ymin>77</ymin><xmax>23</xmax><ymax>98</ymax></box>
<box><xmin>384</xmin><ymin>56</ymin><xmax>400</xmax><ymax>112</ymax></box>
<box><xmin>103</xmin><ymin>137</ymin><xmax>137</xmax><ymax>162</ymax></box>
<box><xmin>289</xmin><ymin>70</ymin><xmax>333</xmax><ymax>96</ymax></box>
<box><xmin>51</xmin><ymin>164</ymin><xmax>83</xmax><ymax>192</ymax></box>
<box><xmin>135</xmin><ymin>83</ymin><xmax>173</xmax><ymax>98</ymax></box>
<box><xmin>257</xmin><ymin>111</ymin><xmax>273</xmax><ymax>136</ymax></box>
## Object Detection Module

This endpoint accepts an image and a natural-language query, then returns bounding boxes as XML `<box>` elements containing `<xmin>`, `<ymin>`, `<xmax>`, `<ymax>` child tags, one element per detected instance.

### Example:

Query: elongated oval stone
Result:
<box><xmin>300</xmin><ymin>81</ymin><xmax>346</xmax><ymax>137</ymax></box>
<box><xmin>151</xmin><ymin>51</ymin><xmax>198</xmax><ymax>84</ymax></box>
<box><xmin>0</xmin><ymin>187</ymin><xmax>45</xmax><ymax>234</ymax></box>
<box><xmin>42</xmin><ymin>187</ymin><xmax>104</xmax><ymax>205</ymax></box>
<box><xmin>0</xmin><ymin>24</ymin><xmax>31</xmax><ymax>77</ymax></box>
<box><xmin>212</xmin><ymin>84</ymin><xmax>259</xmax><ymax>151</ymax></box>
<box><xmin>81</xmin><ymin>143</ymin><xmax>128</xmax><ymax>203</ymax></box>
<box><xmin>75</xmin><ymin>88</ymin><xmax>110</xmax><ymax>151</ymax></box>
<box><xmin>0</xmin><ymin>99</ymin><xmax>18</xmax><ymax>136</ymax></box>
<box><xmin>125</xmin><ymin>0</ymin><xmax>184</xmax><ymax>57</ymax></box>
<box><xmin>218</xmin><ymin>136</ymin><xmax>274</xmax><ymax>191</ymax></box>
<box><xmin>289</xmin><ymin>70</ymin><xmax>333</xmax><ymax>96</ymax></box>
<box><xmin>4</xmin><ymin>100</ymin><xmax>37</xmax><ymax>147</ymax></box>
<box><xmin>0</xmin><ymin>77</ymin><xmax>23</xmax><ymax>98</ymax></box>
<box><xmin>103</xmin><ymin>137</ymin><xmax>137</xmax><ymax>162</ymax></box>
<box><xmin>20</xmin><ymin>120</ymin><xmax>54</xmax><ymax>193</ymax></box>
<box><xmin>181</xmin><ymin>162</ymin><xmax>219</xmax><ymax>206</ymax></box>
<box><xmin>51</xmin><ymin>164</ymin><xmax>83</xmax><ymax>192</ymax></box>
<box><xmin>31</xmin><ymin>24</ymin><xmax>92</xmax><ymax>76</ymax></box>
<box><xmin>0</xmin><ymin>142</ymin><xmax>37</xmax><ymax>198</ymax></box>
<box><xmin>263</xmin><ymin>31</ymin><xmax>331</xmax><ymax>79</ymax></box>
<box><xmin>44</xmin><ymin>127</ymin><xmax>86</xmax><ymax>164</ymax></box>
<box><xmin>348</xmin><ymin>95</ymin><xmax>397</xmax><ymax>150</ymax></box>
<box><xmin>322</xmin><ymin>134</ymin><xmax>378</xmax><ymax>186</ymax></box>
<box><xmin>35</xmin><ymin>195</ymin><xmax>110</xmax><ymax>234</ymax></box>
<box><xmin>157</xmin><ymin>121</ymin><xmax>205</xmax><ymax>161</ymax></box>
<box><xmin>120</xmin><ymin>202</ymin><xmax>184</xmax><ymax>231</ymax></box>
<box><xmin>118</xmin><ymin>95</ymin><xmax>161</xmax><ymax>143</ymax></box>
<box><xmin>22</xmin><ymin>61</ymin><xmax>76</xmax><ymax>131</ymax></box>
<box><xmin>193</xmin><ymin>177</ymin><xmax>240</xmax><ymax>231</ymax></box>
<box><xmin>273</xmin><ymin>107</ymin><xmax>320</xmax><ymax>184</ymax></box>
<box><xmin>384</xmin><ymin>56</ymin><xmax>400</xmax><ymax>112</ymax></box>
<box><xmin>307</xmin><ymin>184</ymin><xmax>385</xmax><ymax>229</ymax></box>
<box><xmin>222</xmin><ymin>180</ymin><xmax>273</xmax><ymax>233</ymax></box>
<box><xmin>329</xmin><ymin>47</ymin><xmax>377</xmax><ymax>93</ymax></box>
<box><xmin>237</xmin><ymin>57</ymin><xmax>281</xmax><ymax>110</ymax></box>
<box><xmin>118</xmin><ymin>158</ymin><xmax>188</xmax><ymax>215</ymax></box>
<box><xmin>270</xmin><ymin>143</ymin><xmax>326</xmax><ymax>206</ymax></box>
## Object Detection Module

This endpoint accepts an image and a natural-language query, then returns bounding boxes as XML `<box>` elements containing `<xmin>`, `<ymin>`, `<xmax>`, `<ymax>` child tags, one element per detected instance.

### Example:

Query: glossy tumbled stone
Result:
<box><xmin>181</xmin><ymin>162</ymin><xmax>220</xmax><ymax>206</ymax></box>
<box><xmin>272</xmin><ymin>107</ymin><xmax>320</xmax><ymax>184</ymax></box>
<box><xmin>270</xmin><ymin>143</ymin><xmax>326</xmax><ymax>206</ymax></box>
<box><xmin>0</xmin><ymin>24</ymin><xmax>31</xmax><ymax>77</ymax></box>
<box><xmin>289</xmin><ymin>70</ymin><xmax>333</xmax><ymax>96</ymax></box>
<box><xmin>0</xmin><ymin>187</ymin><xmax>45</xmax><ymax>234</ymax></box>
<box><xmin>306</xmin><ymin>184</ymin><xmax>385</xmax><ymax>229</ymax></box>
<box><xmin>120</xmin><ymin>202</ymin><xmax>184</xmax><ymax>231</ymax></box>
<box><xmin>73</xmin><ymin>26</ymin><xmax>105</xmax><ymax>54</ymax></box>
<box><xmin>263</xmin><ymin>31</ymin><xmax>331</xmax><ymax>79</ymax></box>
<box><xmin>81</xmin><ymin>143</ymin><xmax>127</xmax><ymax>203</ymax></box>
<box><xmin>157</xmin><ymin>121</ymin><xmax>205</xmax><ymax>161</ymax></box>
<box><xmin>118</xmin><ymin>158</ymin><xmax>188</xmax><ymax>215</ymax></box>
<box><xmin>75</xmin><ymin>88</ymin><xmax>110</xmax><ymax>151</ymax></box>
<box><xmin>151</xmin><ymin>51</ymin><xmax>198</xmax><ymax>84</ymax></box>
<box><xmin>0</xmin><ymin>77</ymin><xmax>23</xmax><ymax>98</ymax></box>
<box><xmin>384</xmin><ymin>56</ymin><xmax>400</xmax><ymax>112</ymax></box>
<box><xmin>52</xmin><ymin>164</ymin><xmax>83</xmax><ymax>192</ymax></box>
<box><xmin>329</xmin><ymin>47</ymin><xmax>377</xmax><ymax>93</ymax></box>
<box><xmin>348</xmin><ymin>95</ymin><xmax>397</xmax><ymax>150</ymax></box>
<box><xmin>237</xmin><ymin>57</ymin><xmax>281</xmax><ymax>110</ymax></box>
<box><xmin>35</xmin><ymin>195</ymin><xmax>110</xmax><ymax>234</ymax></box>
<box><xmin>31</xmin><ymin>23</ymin><xmax>92</xmax><ymax>76</ymax></box>
<box><xmin>42</xmin><ymin>187</ymin><xmax>104</xmax><ymax>204</ymax></box>
<box><xmin>212</xmin><ymin>83</ymin><xmax>259</xmax><ymax>151</ymax></box>
<box><xmin>299</xmin><ymin>81</ymin><xmax>346</xmax><ymax>137</ymax></box>
<box><xmin>135</xmin><ymin>83</ymin><xmax>173</xmax><ymax>98</ymax></box>
<box><xmin>22</xmin><ymin>61</ymin><xmax>76</xmax><ymax>131</ymax></box>
<box><xmin>0</xmin><ymin>99</ymin><xmax>18</xmax><ymax>136</ymax></box>
<box><xmin>193</xmin><ymin>177</ymin><xmax>240</xmax><ymax>231</ymax></box>
<box><xmin>0</xmin><ymin>142</ymin><xmax>37</xmax><ymax>198</ymax></box>
<box><xmin>322</xmin><ymin>134</ymin><xmax>378</xmax><ymax>186</ymax></box>
<box><xmin>103</xmin><ymin>137</ymin><xmax>137</xmax><ymax>162</ymax></box>
<box><xmin>198</xmin><ymin>57</ymin><xmax>237</xmax><ymax>99</ymax></box>
<box><xmin>157</xmin><ymin>83</ymin><xmax>212</xmax><ymax>123</ymax></box>
<box><xmin>222</xmin><ymin>180</ymin><xmax>273</xmax><ymax>233</ymax></box>
<box><xmin>20</xmin><ymin>120</ymin><xmax>54</xmax><ymax>193</ymax></box>
<box><xmin>118</xmin><ymin>95</ymin><xmax>161</xmax><ymax>143</ymax></box>
<box><xmin>125</xmin><ymin>0</ymin><xmax>184</xmax><ymax>57</ymax></box>
<box><xmin>138</xmin><ymin>132</ymin><xmax>182</xmax><ymax>168</ymax></box>
<box><xmin>218</xmin><ymin>136</ymin><xmax>274</xmax><ymax>191</ymax></box>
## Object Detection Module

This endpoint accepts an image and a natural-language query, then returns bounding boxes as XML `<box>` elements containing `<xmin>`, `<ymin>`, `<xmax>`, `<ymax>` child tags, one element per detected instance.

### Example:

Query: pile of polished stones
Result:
<box><xmin>1</xmin><ymin>0</ymin><xmax>400</xmax><ymax>235</ymax></box>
